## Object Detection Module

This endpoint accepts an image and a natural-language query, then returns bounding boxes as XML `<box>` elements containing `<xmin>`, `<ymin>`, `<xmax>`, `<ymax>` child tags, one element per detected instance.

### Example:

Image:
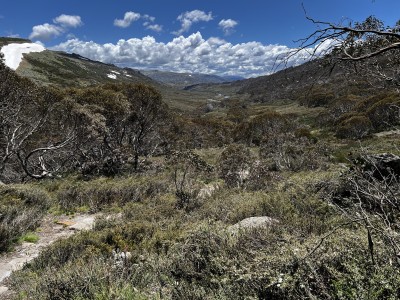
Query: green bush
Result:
<box><xmin>366</xmin><ymin>95</ymin><xmax>400</xmax><ymax>130</ymax></box>
<box><xmin>167</xmin><ymin>150</ymin><xmax>213</xmax><ymax>211</ymax></box>
<box><xmin>335</xmin><ymin>114</ymin><xmax>372</xmax><ymax>139</ymax></box>
<box><xmin>245</xmin><ymin>160</ymin><xmax>281</xmax><ymax>191</ymax></box>
<box><xmin>260</xmin><ymin>134</ymin><xmax>328</xmax><ymax>172</ymax></box>
<box><xmin>299</xmin><ymin>85</ymin><xmax>335</xmax><ymax>107</ymax></box>
<box><xmin>11</xmin><ymin>256</ymin><xmax>148</xmax><ymax>300</ymax></box>
<box><xmin>218</xmin><ymin>144</ymin><xmax>254</xmax><ymax>188</ymax></box>
<box><xmin>0</xmin><ymin>185</ymin><xmax>50</xmax><ymax>252</ymax></box>
<box><xmin>234</xmin><ymin>110</ymin><xmax>291</xmax><ymax>146</ymax></box>
<box><xmin>328</xmin><ymin>94</ymin><xmax>360</xmax><ymax>122</ymax></box>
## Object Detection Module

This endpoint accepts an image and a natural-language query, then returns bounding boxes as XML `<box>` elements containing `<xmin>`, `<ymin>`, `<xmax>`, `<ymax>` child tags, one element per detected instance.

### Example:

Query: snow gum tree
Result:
<box><xmin>0</xmin><ymin>56</ymin><xmax>75</xmax><ymax>181</ymax></box>
<box><xmin>122</xmin><ymin>84</ymin><xmax>167</xmax><ymax>171</ymax></box>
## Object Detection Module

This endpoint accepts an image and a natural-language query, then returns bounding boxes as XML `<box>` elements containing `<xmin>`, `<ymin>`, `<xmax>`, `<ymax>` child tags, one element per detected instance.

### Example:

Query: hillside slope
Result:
<box><xmin>17</xmin><ymin>51</ymin><xmax>155</xmax><ymax>87</ymax></box>
<box><xmin>0</xmin><ymin>38</ymin><xmax>156</xmax><ymax>88</ymax></box>
<box><xmin>233</xmin><ymin>57</ymin><xmax>394</xmax><ymax>104</ymax></box>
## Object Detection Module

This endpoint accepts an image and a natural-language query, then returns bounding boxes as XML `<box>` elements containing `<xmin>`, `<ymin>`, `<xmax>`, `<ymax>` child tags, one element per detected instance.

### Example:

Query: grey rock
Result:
<box><xmin>229</xmin><ymin>216</ymin><xmax>278</xmax><ymax>233</ymax></box>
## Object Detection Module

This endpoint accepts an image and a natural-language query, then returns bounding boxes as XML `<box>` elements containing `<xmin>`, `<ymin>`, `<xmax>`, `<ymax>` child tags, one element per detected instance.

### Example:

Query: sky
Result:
<box><xmin>1</xmin><ymin>0</ymin><xmax>399</xmax><ymax>78</ymax></box>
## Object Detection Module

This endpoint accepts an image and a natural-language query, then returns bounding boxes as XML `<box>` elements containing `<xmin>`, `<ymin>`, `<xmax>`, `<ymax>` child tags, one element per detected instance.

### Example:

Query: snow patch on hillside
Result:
<box><xmin>1</xmin><ymin>43</ymin><xmax>45</xmax><ymax>70</ymax></box>
<box><xmin>107</xmin><ymin>73</ymin><xmax>117</xmax><ymax>79</ymax></box>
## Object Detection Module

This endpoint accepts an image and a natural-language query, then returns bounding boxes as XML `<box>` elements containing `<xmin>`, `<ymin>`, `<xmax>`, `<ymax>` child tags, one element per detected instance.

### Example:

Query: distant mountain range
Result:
<box><xmin>140</xmin><ymin>70</ymin><xmax>243</xmax><ymax>88</ymax></box>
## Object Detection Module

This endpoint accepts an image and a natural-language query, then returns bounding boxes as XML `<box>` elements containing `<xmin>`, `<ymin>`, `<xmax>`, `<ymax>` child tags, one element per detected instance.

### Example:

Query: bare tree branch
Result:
<box><xmin>17</xmin><ymin>129</ymin><xmax>75</xmax><ymax>179</ymax></box>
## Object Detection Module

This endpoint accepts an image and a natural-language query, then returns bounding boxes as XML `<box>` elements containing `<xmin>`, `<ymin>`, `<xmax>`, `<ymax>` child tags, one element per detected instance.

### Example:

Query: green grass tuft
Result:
<box><xmin>19</xmin><ymin>232</ymin><xmax>40</xmax><ymax>244</ymax></box>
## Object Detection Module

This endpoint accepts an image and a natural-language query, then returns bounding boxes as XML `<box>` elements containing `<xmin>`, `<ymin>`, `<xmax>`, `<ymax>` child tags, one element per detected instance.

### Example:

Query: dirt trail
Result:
<box><xmin>374</xmin><ymin>129</ymin><xmax>400</xmax><ymax>137</ymax></box>
<box><xmin>0</xmin><ymin>213</ymin><xmax>99</xmax><ymax>297</ymax></box>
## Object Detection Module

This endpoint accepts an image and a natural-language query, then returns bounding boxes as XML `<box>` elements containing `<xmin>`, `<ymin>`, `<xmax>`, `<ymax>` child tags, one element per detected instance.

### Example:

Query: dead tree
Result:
<box><xmin>292</xmin><ymin>13</ymin><xmax>400</xmax><ymax>89</ymax></box>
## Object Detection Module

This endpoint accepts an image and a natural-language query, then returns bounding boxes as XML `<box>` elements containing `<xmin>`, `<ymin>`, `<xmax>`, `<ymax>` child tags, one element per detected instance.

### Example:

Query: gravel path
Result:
<box><xmin>0</xmin><ymin>213</ymin><xmax>98</xmax><ymax>297</ymax></box>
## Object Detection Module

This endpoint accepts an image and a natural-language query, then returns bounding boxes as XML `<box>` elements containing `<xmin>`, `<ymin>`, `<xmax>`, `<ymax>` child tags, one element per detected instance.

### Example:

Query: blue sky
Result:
<box><xmin>1</xmin><ymin>0</ymin><xmax>399</xmax><ymax>77</ymax></box>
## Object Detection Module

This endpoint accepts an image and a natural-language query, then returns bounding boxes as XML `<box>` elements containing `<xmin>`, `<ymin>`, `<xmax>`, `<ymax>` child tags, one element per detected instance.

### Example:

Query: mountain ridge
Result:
<box><xmin>140</xmin><ymin>69</ymin><xmax>243</xmax><ymax>88</ymax></box>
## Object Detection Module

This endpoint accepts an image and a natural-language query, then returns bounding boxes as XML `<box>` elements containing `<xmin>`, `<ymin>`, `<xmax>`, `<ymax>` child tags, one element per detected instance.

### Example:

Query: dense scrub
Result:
<box><xmin>304</xmin><ymin>88</ymin><xmax>400</xmax><ymax>139</ymax></box>
<box><xmin>6</xmin><ymin>162</ymin><xmax>400</xmax><ymax>299</ymax></box>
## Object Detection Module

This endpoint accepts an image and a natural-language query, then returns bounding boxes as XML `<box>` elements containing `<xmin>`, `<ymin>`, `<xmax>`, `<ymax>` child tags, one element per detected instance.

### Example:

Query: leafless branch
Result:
<box><xmin>17</xmin><ymin>131</ymin><xmax>75</xmax><ymax>179</ymax></box>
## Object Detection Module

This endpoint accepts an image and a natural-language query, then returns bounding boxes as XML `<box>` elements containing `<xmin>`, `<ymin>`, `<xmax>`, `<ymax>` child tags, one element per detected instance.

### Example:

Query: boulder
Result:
<box><xmin>229</xmin><ymin>216</ymin><xmax>278</xmax><ymax>234</ymax></box>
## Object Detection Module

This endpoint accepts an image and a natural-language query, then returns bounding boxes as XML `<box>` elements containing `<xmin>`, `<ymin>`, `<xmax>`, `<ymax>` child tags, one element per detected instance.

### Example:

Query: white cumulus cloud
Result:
<box><xmin>114</xmin><ymin>12</ymin><xmax>162</xmax><ymax>32</ymax></box>
<box><xmin>52</xmin><ymin>32</ymin><xmax>316</xmax><ymax>78</ymax></box>
<box><xmin>29</xmin><ymin>14</ymin><xmax>83</xmax><ymax>41</ymax></box>
<box><xmin>144</xmin><ymin>23</ymin><xmax>163</xmax><ymax>32</ymax></box>
<box><xmin>54</xmin><ymin>14</ymin><xmax>83</xmax><ymax>28</ymax></box>
<box><xmin>219</xmin><ymin>19</ymin><xmax>238</xmax><ymax>35</ymax></box>
<box><xmin>29</xmin><ymin>23</ymin><xmax>63</xmax><ymax>41</ymax></box>
<box><xmin>173</xmin><ymin>10</ymin><xmax>213</xmax><ymax>35</ymax></box>
<box><xmin>114</xmin><ymin>11</ymin><xmax>141</xmax><ymax>28</ymax></box>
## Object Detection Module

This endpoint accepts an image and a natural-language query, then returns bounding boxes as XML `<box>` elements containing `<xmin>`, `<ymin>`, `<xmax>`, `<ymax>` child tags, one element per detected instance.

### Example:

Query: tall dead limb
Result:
<box><xmin>289</xmin><ymin>10</ymin><xmax>400</xmax><ymax>89</ymax></box>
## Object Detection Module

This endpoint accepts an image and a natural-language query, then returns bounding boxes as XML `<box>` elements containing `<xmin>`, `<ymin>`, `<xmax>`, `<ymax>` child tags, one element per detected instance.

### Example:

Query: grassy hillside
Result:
<box><xmin>16</xmin><ymin>51</ymin><xmax>155</xmax><ymax>87</ymax></box>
